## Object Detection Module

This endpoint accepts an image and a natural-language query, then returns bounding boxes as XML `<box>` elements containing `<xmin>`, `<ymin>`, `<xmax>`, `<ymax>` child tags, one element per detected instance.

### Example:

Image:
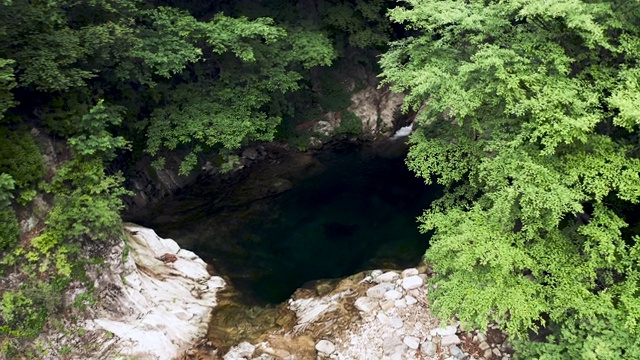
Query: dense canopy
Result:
<box><xmin>381</xmin><ymin>0</ymin><xmax>640</xmax><ymax>357</ymax></box>
<box><xmin>0</xmin><ymin>0</ymin><xmax>639</xmax><ymax>358</ymax></box>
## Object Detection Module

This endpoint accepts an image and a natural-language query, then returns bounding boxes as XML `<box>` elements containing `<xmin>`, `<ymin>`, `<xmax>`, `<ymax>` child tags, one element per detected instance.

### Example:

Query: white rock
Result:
<box><xmin>380</xmin><ymin>299</ymin><xmax>395</xmax><ymax>312</ymax></box>
<box><xmin>435</xmin><ymin>325</ymin><xmax>458</xmax><ymax>336</ymax></box>
<box><xmin>441</xmin><ymin>334</ymin><xmax>462</xmax><ymax>346</ymax></box>
<box><xmin>84</xmin><ymin>224</ymin><xmax>225</xmax><ymax>360</ymax></box>
<box><xmin>401</xmin><ymin>275</ymin><xmax>424</xmax><ymax>290</ymax></box>
<box><xmin>376</xmin><ymin>312</ymin><xmax>390</xmax><ymax>325</ymax></box>
<box><xmin>394</xmin><ymin>299</ymin><xmax>406</xmax><ymax>308</ymax></box>
<box><xmin>403</xmin><ymin>336</ymin><xmax>420</xmax><ymax>350</ymax></box>
<box><xmin>366</xmin><ymin>282</ymin><xmax>395</xmax><ymax>298</ymax></box>
<box><xmin>384</xmin><ymin>289</ymin><xmax>403</xmax><ymax>300</ymax></box>
<box><xmin>389</xmin><ymin>316</ymin><xmax>404</xmax><ymax>329</ymax></box>
<box><xmin>315</xmin><ymin>340</ymin><xmax>336</xmax><ymax>355</ymax></box>
<box><xmin>371</xmin><ymin>269</ymin><xmax>383</xmax><ymax>278</ymax></box>
<box><xmin>382</xmin><ymin>336</ymin><xmax>407</xmax><ymax>359</ymax></box>
<box><xmin>375</xmin><ymin>271</ymin><xmax>400</xmax><ymax>283</ymax></box>
<box><xmin>252</xmin><ymin>355</ymin><xmax>275</xmax><ymax>360</ymax></box>
<box><xmin>224</xmin><ymin>341</ymin><xmax>255</xmax><ymax>360</ymax></box>
<box><xmin>354</xmin><ymin>297</ymin><xmax>379</xmax><ymax>313</ymax></box>
<box><xmin>402</xmin><ymin>268</ymin><xmax>419</xmax><ymax>278</ymax></box>
<box><xmin>405</xmin><ymin>295</ymin><xmax>417</xmax><ymax>305</ymax></box>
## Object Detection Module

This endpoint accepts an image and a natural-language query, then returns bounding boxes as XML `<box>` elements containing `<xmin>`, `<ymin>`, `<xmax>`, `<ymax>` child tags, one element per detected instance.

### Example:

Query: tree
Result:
<box><xmin>381</xmin><ymin>1</ymin><xmax>640</xmax><ymax>357</ymax></box>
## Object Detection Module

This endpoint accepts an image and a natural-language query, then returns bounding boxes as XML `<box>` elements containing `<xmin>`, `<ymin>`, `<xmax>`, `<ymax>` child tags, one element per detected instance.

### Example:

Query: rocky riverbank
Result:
<box><xmin>184</xmin><ymin>267</ymin><xmax>513</xmax><ymax>360</ymax></box>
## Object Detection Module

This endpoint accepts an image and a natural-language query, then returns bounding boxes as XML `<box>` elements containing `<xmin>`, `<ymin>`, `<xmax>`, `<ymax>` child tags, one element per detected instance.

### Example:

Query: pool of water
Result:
<box><xmin>146</xmin><ymin>144</ymin><xmax>439</xmax><ymax>304</ymax></box>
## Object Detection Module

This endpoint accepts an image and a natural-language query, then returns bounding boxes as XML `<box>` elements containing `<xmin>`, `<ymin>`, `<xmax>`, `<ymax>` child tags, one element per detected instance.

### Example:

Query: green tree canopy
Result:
<box><xmin>381</xmin><ymin>0</ymin><xmax>640</xmax><ymax>357</ymax></box>
<box><xmin>0</xmin><ymin>0</ymin><xmax>336</xmax><ymax>172</ymax></box>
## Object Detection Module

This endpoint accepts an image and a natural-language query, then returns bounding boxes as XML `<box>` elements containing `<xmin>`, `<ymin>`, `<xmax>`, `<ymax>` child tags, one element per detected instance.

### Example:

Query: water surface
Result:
<box><xmin>149</xmin><ymin>145</ymin><xmax>438</xmax><ymax>304</ymax></box>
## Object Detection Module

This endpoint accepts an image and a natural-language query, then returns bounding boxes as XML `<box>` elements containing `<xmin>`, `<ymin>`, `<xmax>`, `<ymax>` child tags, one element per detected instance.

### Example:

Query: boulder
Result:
<box><xmin>366</xmin><ymin>282</ymin><xmax>395</xmax><ymax>298</ymax></box>
<box><xmin>441</xmin><ymin>335</ymin><xmax>462</xmax><ymax>346</ymax></box>
<box><xmin>354</xmin><ymin>297</ymin><xmax>379</xmax><ymax>313</ymax></box>
<box><xmin>384</xmin><ymin>289</ymin><xmax>403</xmax><ymax>300</ymax></box>
<box><xmin>224</xmin><ymin>341</ymin><xmax>256</xmax><ymax>360</ymax></box>
<box><xmin>315</xmin><ymin>339</ymin><xmax>336</xmax><ymax>355</ymax></box>
<box><xmin>401</xmin><ymin>275</ymin><xmax>424</xmax><ymax>290</ymax></box>
<box><xmin>403</xmin><ymin>336</ymin><xmax>420</xmax><ymax>350</ymax></box>
<box><xmin>401</xmin><ymin>268</ymin><xmax>419</xmax><ymax>278</ymax></box>
<box><xmin>375</xmin><ymin>271</ymin><xmax>400</xmax><ymax>283</ymax></box>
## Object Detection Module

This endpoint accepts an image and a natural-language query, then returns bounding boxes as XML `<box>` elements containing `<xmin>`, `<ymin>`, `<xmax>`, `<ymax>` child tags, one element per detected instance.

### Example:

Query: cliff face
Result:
<box><xmin>79</xmin><ymin>224</ymin><xmax>225</xmax><ymax>360</ymax></box>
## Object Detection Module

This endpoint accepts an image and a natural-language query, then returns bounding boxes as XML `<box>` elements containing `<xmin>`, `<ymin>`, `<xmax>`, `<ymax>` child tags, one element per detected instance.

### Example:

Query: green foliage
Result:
<box><xmin>319</xmin><ymin>0</ymin><xmax>391</xmax><ymax>49</ymax></box>
<box><xmin>0</xmin><ymin>281</ymin><xmax>63</xmax><ymax>339</ymax></box>
<box><xmin>46</xmin><ymin>158</ymin><xmax>129</xmax><ymax>243</ymax></box>
<box><xmin>0</xmin><ymin>58</ymin><xmax>15</xmax><ymax>121</ymax></box>
<box><xmin>515</xmin><ymin>309</ymin><xmax>640</xmax><ymax>360</ymax></box>
<box><xmin>0</xmin><ymin>127</ymin><xmax>45</xmax><ymax>190</ymax></box>
<box><xmin>335</xmin><ymin>110</ymin><xmax>362</xmax><ymax>135</ymax></box>
<box><xmin>0</xmin><ymin>205</ymin><xmax>19</xmax><ymax>253</ymax></box>
<box><xmin>66</xmin><ymin>100</ymin><xmax>128</xmax><ymax>161</ymax></box>
<box><xmin>381</xmin><ymin>0</ymin><xmax>640</xmax><ymax>356</ymax></box>
<box><xmin>145</xmin><ymin>20</ymin><xmax>336</xmax><ymax>172</ymax></box>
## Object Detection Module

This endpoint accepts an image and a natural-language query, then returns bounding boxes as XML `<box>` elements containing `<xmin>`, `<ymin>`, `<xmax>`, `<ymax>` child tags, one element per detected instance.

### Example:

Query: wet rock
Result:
<box><xmin>403</xmin><ymin>336</ymin><xmax>420</xmax><ymax>350</ymax></box>
<box><xmin>354</xmin><ymin>297</ymin><xmax>379</xmax><ymax>313</ymax></box>
<box><xmin>251</xmin><ymin>355</ymin><xmax>275</xmax><ymax>360</ymax></box>
<box><xmin>401</xmin><ymin>275</ymin><xmax>424</xmax><ymax>290</ymax></box>
<box><xmin>224</xmin><ymin>341</ymin><xmax>255</xmax><ymax>360</ymax></box>
<box><xmin>315</xmin><ymin>340</ymin><xmax>336</xmax><ymax>356</ymax></box>
<box><xmin>242</xmin><ymin>148</ymin><xmax>259</xmax><ymax>160</ymax></box>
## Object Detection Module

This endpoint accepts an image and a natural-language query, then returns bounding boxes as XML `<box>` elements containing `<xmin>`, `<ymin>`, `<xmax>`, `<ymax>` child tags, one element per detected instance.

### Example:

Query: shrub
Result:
<box><xmin>0</xmin><ymin>206</ymin><xmax>19</xmax><ymax>253</ymax></box>
<box><xmin>0</xmin><ymin>174</ymin><xmax>18</xmax><ymax>253</ymax></box>
<box><xmin>335</xmin><ymin>110</ymin><xmax>362</xmax><ymax>135</ymax></box>
<box><xmin>0</xmin><ymin>281</ymin><xmax>61</xmax><ymax>340</ymax></box>
<box><xmin>0</xmin><ymin>128</ymin><xmax>45</xmax><ymax>190</ymax></box>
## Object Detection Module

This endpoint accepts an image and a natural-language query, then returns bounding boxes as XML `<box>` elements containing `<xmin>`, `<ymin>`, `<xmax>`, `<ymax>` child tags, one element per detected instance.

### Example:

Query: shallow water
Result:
<box><xmin>148</xmin><ymin>145</ymin><xmax>438</xmax><ymax>304</ymax></box>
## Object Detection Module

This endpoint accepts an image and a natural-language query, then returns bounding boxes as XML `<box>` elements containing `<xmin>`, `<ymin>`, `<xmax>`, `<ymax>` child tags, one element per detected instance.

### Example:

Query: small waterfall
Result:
<box><xmin>390</xmin><ymin>124</ymin><xmax>413</xmax><ymax>140</ymax></box>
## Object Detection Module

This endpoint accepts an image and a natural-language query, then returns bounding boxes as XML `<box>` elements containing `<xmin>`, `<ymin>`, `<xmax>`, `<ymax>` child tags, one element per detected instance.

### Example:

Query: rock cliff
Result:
<box><xmin>80</xmin><ymin>224</ymin><xmax>225</xmax><ymax>359</ymax></box>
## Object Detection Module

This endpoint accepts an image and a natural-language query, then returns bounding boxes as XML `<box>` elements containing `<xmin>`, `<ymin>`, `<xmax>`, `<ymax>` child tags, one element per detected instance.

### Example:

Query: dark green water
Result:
<box><xmin>148</xmin><ymin>145</ymin><xmax>439</xmax><ymax>304</ymax></box>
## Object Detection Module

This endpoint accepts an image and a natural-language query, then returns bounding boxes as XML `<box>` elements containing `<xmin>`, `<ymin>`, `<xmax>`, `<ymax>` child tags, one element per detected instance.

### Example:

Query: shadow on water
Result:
<box><xmin>142</xmin><ymin>143</ymin><xmax>440</xmax><ymax>305</ymax></box>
